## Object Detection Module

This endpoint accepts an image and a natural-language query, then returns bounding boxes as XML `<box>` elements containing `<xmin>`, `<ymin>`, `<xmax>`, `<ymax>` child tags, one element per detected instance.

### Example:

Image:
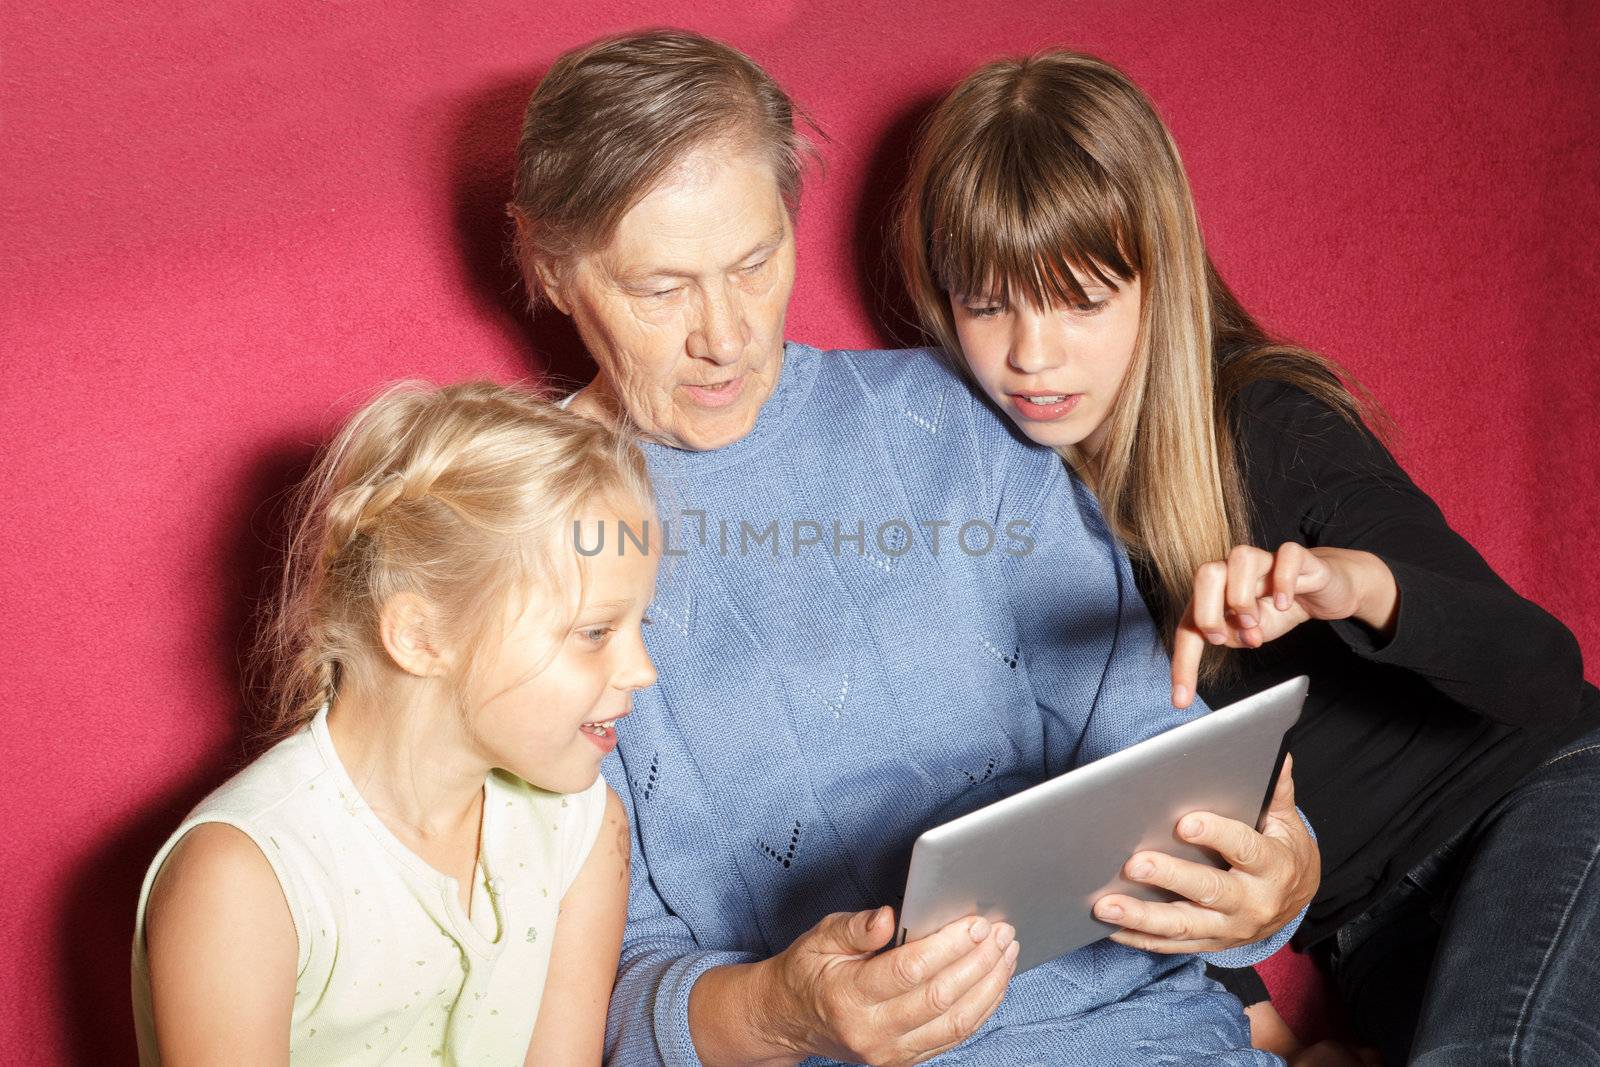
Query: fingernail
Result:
<box><xmin>1004</xmin><ymin>941</ymin><xmax>1020</xmax><ymax>963</ymax></box>
<box><xmin>970</xmin><ymin>917</ymin><xmax>990</xmax><ymax>941</ymax></box>
<box><xmin>1206</xmin><ymin>631</ymin><xmax>1226</xmax><ymax>645</ymax></box>
<box><xmin>996</xmin><ymin>923</ymin><xmax>1015</xmax><ymax>950</ymax></box>
<box><xmin>1098</xmin><ymin>903</ymin><xmax>1123</xmax><ymax>920</ymax></box>
<box><xmin>1173</xmin><ymin>686</ymin><xmax>1189</xmax><ymax>707</ymax></box>
<box><xmin>1237</xmin><ymin>614</ymin><xmax>1257</xmax><ymax>629</ymax></box>
<box><xmin>1275</xmin><ymin>593</ymin><xmax>1290</xmax><ymax>611</ymax></box>
<box><xmin>1129</xmin><ymin>861</ymin><xmax>1153</xmax><ymax>879</ymax></box>
<box><xmin>1181</xmin><ymin>817</ymin><xmax>1203</xmax><ymax>838</ymax></box>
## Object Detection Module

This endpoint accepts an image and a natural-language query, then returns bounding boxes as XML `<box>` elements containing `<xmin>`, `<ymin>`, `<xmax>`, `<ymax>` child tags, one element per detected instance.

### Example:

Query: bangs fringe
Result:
<box><xmin>925</xmin><ymin>121</ymin><xmax>1139</xmax><ymax>309</ymax></box>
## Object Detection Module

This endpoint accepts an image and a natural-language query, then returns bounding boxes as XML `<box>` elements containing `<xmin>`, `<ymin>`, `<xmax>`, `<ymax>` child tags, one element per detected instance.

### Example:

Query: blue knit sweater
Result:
<box><xmin>602</xmin><ymin>343</ymin><xmax>1291</xmax><ymax>1066</ymax></box>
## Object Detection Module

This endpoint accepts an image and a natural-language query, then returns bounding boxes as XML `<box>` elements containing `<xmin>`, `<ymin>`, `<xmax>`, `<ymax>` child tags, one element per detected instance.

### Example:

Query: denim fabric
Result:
<box><xmin>1326</xmin><ymin>723</ymin><xmax>1600</xmax><ymax>1065</ymax></box>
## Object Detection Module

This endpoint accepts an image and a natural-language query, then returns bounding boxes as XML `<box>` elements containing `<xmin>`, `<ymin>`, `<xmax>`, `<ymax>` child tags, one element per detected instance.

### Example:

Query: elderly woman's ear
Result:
<box><xmin>534</xmin><ymin>261</ymin><xmax>572</xmax><ymax>316</ymax></box>
<box><xmin>510</xmin><ymin>211</ymin><xmax>574</xmax><ymax>316</ymax></box>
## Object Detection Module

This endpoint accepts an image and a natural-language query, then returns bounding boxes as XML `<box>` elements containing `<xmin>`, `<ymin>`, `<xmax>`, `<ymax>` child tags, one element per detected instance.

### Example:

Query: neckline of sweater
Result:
<box><xmin>638</xmin><ymin>340</ymin><xmax>822</xmax><ymax>477</ymax></box>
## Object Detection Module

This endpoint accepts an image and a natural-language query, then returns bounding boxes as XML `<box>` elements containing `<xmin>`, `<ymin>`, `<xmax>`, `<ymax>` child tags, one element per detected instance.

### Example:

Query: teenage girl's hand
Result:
<box><xmin>1091</xmin><ymin>755</ymin><xmax>1319</xmax><ymax>953</ymax></box>
<box><xmin>698</xmin><ymin>907</ymin><xmax>1018</xmax><ymax>1067</ymax></box>
<box><xmin>1170</xmin><ymin>544</ymin><xmax>1399</xmax><ymax>708</ymax></box>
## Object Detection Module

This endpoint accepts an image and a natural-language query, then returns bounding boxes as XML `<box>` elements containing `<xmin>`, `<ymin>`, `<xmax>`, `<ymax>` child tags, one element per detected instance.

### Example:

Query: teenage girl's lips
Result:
<box><xmin>681</xmin><ymin>374</ymin><xmax>747</xmax><ymax>409</ymax></box>
<box><xmin>1010</xmin><ymin>392</ymin><xmax>1083</xmax><ymax>421</ymax></box>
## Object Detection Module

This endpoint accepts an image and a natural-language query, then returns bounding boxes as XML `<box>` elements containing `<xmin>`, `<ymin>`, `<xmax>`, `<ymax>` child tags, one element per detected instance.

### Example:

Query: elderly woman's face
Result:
<box><xmin>550</xmin><ymin>143</ymin><xmax>796</xmax><ymax>451</ymax></box>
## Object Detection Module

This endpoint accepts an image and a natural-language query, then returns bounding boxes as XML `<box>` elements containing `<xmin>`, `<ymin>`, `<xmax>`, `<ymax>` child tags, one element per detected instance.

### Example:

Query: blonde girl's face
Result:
<box><xmin>950</xmin><ymin>270</ymin><xmax>1142</xmax><ymax>456</ymax></box>
<box><xmin>469</xmin><ymin>504</ymin><xmax>660</xmax><ymax>795</ymax></box>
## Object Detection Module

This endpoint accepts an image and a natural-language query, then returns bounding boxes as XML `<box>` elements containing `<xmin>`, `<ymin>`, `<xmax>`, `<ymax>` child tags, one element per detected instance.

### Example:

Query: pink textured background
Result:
<box><xmin>4</xmin><ymin>2</ymin><xmax>1597</xmax><ymax>1061</ymax></box>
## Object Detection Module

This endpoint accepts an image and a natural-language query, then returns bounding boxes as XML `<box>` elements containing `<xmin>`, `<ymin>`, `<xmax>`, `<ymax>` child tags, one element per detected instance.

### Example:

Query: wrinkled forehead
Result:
<box><xmin>595</xmin><ymin>143</ymin><xmax>792</xmax><ymax>279</ymax></box>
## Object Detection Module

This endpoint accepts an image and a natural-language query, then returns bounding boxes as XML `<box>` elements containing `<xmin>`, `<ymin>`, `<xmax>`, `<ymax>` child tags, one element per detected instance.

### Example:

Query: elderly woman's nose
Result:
<box><xmin>687</xmin><ymin>287</ymin><xmax>750</xmax><ymax>364</ymax></box>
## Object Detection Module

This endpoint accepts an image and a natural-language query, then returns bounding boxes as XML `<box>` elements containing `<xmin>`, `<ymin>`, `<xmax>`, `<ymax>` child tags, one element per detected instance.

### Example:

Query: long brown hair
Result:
<box><xmin>897</xmin><ymin>50</ymin><xmax>1387</xmax><ymax>683</ymax></box>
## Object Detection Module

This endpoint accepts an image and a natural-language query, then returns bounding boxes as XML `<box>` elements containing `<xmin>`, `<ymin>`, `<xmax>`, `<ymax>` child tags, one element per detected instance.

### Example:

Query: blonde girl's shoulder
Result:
<box><xmin>146</xmin><ymin>822</ymin><xmax>292</xmax><ymax>940</ymax></box>
<box><xmin>492</xmin><ymin>771</ymin><xmax>615</xmax><ymax>895</ymax></box>
<box><xmin>136</xmin><ymin>725</ymin><xmax>338</xmax><ymax>995</ymax></box>
<box><xmin>142</xmin><ymin>822</ymin><xmax>297</xmax><ymax>1060</ymax></box>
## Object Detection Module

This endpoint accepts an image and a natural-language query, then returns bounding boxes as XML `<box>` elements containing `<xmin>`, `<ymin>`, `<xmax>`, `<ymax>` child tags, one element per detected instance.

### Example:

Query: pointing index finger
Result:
<box><xmin>1171</xmin><ymin>621</ymin><xmax>1205</xmax><ymax>708</ymax></box>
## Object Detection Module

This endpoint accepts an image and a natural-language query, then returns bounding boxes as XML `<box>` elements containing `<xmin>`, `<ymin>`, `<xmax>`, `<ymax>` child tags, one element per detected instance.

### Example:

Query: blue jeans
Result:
<box><xmin>1325</xmin><ymin>724</ymin><xmax>1600</xmax><ymax>1065</ymax></box>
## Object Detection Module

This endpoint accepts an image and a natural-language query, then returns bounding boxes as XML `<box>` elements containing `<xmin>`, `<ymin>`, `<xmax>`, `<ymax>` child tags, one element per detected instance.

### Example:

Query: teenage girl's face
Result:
<box><xmin>470</xmin><ymin>503</ymin><xmax>660</xmax><ymax>795</ymax></box>
<box><xmin>950</xmin><ymin>270</ymin><xmax>1142</xmax><ymax>456</ymax></box>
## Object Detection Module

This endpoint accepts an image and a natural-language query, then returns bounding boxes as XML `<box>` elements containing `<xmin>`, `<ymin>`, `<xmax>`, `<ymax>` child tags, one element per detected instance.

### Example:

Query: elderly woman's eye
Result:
<box><xmin>740</xmin><ymin>259</ymin><xmax>769</xmax><ymax>277</ymax></box>
<box><xmin>647</xmin><ymin>286</ymin><xmax>681</xmax><ymax>299</ymax></box>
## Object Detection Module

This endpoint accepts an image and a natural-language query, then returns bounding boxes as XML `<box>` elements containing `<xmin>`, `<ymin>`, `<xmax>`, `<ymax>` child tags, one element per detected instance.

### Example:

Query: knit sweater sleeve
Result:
<box><xmin>603</xmin><ymin>763</ymin><xmax>756</xmax><ymax>1067</ymax></box>
<box><xmin>978</xmin><ymin>393</ymin><xmax>1304</xmax><ymax>967</ymax></box>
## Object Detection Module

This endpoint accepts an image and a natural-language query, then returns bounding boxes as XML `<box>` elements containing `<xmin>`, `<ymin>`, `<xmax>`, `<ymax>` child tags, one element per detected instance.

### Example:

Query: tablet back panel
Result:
<box><xmin>896</xmin><ymin>675</ymin><xmax>1307</xmax><ymax>973</ymax></box>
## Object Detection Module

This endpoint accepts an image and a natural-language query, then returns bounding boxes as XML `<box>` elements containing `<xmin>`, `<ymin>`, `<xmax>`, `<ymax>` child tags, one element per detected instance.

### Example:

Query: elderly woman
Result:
<box><xmin>509</xmin><ymin>31</ymin><xmax>1318</xmax><ymax>1066</ymax></box>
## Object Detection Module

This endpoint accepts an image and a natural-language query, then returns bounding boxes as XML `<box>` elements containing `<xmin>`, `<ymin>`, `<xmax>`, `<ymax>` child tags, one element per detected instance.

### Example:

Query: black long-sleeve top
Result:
<box><xmin>1136</xmin><ymin>380</ymin><xmax>1600</xmax><ymax>946</ymax></box>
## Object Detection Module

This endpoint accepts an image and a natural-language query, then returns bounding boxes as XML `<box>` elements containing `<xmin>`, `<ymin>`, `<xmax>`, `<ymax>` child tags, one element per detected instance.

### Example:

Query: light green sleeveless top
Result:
<box><xmin>131</xmin><ymin>706</ymin><xmax>608</xmax><ymax>1065</ymax></box>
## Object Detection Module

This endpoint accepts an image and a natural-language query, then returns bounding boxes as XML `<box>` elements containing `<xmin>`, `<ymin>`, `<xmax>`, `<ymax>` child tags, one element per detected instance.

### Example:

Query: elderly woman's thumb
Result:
<box><xmin>809</xmin><ymin>906</ymin><xmax>896</xmax><ymax>956</ymax></box>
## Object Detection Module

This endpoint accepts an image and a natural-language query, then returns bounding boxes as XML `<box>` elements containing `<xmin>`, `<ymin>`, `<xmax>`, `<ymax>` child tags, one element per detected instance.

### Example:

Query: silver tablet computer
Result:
<box><xmin>895</xmin><ymin>675</ymin><xmax>1307</xmax><ymax>973</ymax></box>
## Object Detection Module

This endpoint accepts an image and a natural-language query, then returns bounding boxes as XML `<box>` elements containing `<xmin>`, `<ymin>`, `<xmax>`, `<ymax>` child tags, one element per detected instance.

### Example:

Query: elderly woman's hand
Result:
<box><xmin>1090</xmin><ymin>755</ymin><xmax>1319</xmax><ymax>953</ymax></box>
<box><xmin>756</xmin><ymin>906</ymin><xmax>1018</xmax><ymax>1067</ymax></box>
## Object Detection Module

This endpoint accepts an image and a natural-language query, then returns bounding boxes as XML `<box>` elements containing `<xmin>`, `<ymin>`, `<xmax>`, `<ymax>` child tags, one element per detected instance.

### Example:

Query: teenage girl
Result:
<box><xmin>132</xmin><ymin>381</ymin><xmax>659</xmax><ymax>1065</ymax></box>
<box><xmin>897</xmin><ymin>50</ymin><xmax>1600</xmax><ymax>1064</ymax></box>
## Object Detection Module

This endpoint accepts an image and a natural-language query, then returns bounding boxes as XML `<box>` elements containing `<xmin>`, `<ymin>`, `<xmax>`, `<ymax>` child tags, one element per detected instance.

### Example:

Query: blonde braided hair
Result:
<box><xmin>253</xmin><ymin>380</ymin><xmax>651</xmax><ymax>742</ymax></box>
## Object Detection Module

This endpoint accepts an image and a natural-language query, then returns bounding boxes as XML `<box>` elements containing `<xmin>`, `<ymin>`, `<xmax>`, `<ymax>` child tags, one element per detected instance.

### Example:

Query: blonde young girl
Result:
<box><xmin>131</xmin><ymin>382</ymin><xmax>659</xmax><ymax>1065</ymax></box>
<box><xmin>898</xmin><ymin>50</ymin><xmax>1600</xmax><ymax>1065</ymax></box>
